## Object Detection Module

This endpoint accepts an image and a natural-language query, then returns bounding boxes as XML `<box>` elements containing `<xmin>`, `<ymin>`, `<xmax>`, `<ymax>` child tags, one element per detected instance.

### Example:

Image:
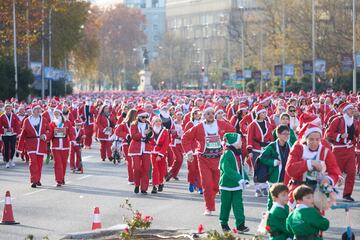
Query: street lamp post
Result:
<box><xmin>49</xmin><ymin>8</ymin><xmax>52</xmax><ymax>97</ymax></box>
<box><xmin>240</xmin><ymin>6</ymin><xmax>245</xmax><ymax>93</ymax></box>
<box><xmin>13</xmin><ymin>0</ymin><xmax>18</xmax><ymax>99</ymax></box>
<box><xmin>260</xmin><ymin>18</ymin><xmax>264</xmax><ymax>93</ymax></box>
<box><xmin>353</xmin><ymin>0</ymin><xmax>357</xmax><ymax>93</ymax></box>
<box><xmin>281</xmin><ymin>1</ymin><xmax>286</xmax><ymax>93</ymax></box>
<box><xmin>41</xmin><ymin>0</ymin><xmax>45</xmax><ymax>99</ymax></box>
<box><xmin>312</xmin><ymin>0</ymin><xmax>316</xmax><ymax>92</ymax></box>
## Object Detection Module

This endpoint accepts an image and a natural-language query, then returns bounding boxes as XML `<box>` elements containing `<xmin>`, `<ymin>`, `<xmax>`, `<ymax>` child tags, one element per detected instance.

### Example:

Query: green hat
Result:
<box><xmin>224</xmin><ymin>133</ymin><xmax>241</xmax><ymax>146</ymax></box>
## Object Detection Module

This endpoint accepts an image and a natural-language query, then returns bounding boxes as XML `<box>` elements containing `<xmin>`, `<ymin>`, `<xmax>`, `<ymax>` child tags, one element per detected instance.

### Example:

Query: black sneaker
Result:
<box><xmin>343</xmin><ymin>195</ymin><xmax>355</xmax><ymax>202</ymax></box>
<box><xmin>165</xmin><ymin>173</ymin><xmax>172</xmax><ymax>182</ymax></box>
<box><xmin>174</xmin><ymin>177</ymin><xmax>179</xmax><ymax>181</ymax></box>
<box><xmin>31</xmin><ymin>183</ymin><xmax>37</xmax><ymax>188</ymax></box>
<box><xmin>221</xmin><ymin>224</ymin><xmax>231</xmax><ymax>232</ymax></box>
<box><xmin>158</xmin><ymin>184</ymin><xmax>164</xmax><ymax>192</ymax></box>
<box><xmin>36</xmin><ymin>182</ymin><xmax>42</xmax><ymax>186</ymax></box>
<box><xmin>151</xmin><ymin>186</ymin><xmax>158</xmax><ymax>194</ymax></box>
<box><xmin>56</xmin><ymin>183</ymin><xmax>62</xmax><ymax>187</ymax></box>
<box><xmin>236</xmin><ymin>224</ymin><xmax>250</xmax><ymax>233</ymax></box>
<box><xmin>134</xmin><ymin>186</ymin><xmax>139</xmax><ymax>194</ymax></box>
<box><xmin>141</xmin><ymin>190</ymin><xmax>148</xmax><ymax>195</ymax></box>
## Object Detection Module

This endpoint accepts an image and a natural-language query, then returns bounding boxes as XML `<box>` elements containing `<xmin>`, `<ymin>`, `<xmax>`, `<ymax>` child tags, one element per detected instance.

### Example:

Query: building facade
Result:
<box><xmin>124</xmin><ymin>0</ymin><xmax>166</xmax><ymax>59</ymax></box>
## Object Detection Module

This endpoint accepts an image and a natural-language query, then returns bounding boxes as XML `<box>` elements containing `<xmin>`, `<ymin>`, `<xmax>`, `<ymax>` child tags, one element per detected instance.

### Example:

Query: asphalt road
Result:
<box><xmin>0</xmin><ymin>143</ymin><xmax>359</xmax><ymax>240</ymax></box>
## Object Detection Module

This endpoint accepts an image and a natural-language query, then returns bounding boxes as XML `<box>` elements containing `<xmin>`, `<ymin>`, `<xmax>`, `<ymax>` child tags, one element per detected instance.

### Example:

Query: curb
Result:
<box><xmin>61</xmin><ymin>224</ymin><xmax>127</xmax><ymax>239</ymax></box>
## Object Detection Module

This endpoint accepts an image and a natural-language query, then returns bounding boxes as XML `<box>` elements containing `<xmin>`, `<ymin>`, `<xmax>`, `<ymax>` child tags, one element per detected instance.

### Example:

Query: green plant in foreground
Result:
<box><xmin>120</xmin><ymin>199</ymin><xmax>153</xmax><ymax>240</ymax></box>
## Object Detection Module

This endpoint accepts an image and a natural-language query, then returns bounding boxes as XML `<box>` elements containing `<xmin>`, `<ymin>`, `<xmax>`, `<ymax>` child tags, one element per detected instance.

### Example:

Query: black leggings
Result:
<box><xmin>2</xmin><ymin>135</ymin><xmax>16</xmax><ymax>162</ymax></box>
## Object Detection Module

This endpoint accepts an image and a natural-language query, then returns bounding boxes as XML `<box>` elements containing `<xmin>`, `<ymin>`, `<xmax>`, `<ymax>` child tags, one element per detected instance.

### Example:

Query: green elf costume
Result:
<box><xmin>272</xmin><ymin>128</ymin><xmax>297</xmax><ymax>147</ymax></box>
<box><xmin>258</xmin><ymin>139</ymin><xmax>291</xmax><ymax>210</ymax></box>
<box><xmin>286</xmin><ymin>204</ymin><xmax>329</xmax><ymax>240</ymax></box>
<box><xmin>267</xmin><ymin>202</ymin><xmax>293</xmax><ymax>240</ymax></box>
<box><xmin>219</xmin><ymin>133</ymin><xmax>249</xmax><ymax>233</ymax></box>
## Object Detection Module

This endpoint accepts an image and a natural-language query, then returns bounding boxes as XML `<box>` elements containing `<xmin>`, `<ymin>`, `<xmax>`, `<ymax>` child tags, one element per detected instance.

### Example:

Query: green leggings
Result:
<box><xmin>219</xmin><ymin>190</ymin><xmax>245</xmax><ymax>227</ymax></box>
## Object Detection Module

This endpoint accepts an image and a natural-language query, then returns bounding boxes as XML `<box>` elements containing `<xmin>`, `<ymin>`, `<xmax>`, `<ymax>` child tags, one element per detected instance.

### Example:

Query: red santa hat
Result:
<box><xmin>254</xmin><ymin>105</ymin><xmax>267</xmax><ymax>115</ymax></box>
<box><xmin>299</xmin><ymin>113</ymin><xmax>321</xmax><ymax>129</ymax></box>
<box><xmin>175</xmin><ymin>110</ymin><xmax>184</xmax><ymax>116</ymax></box>
<box><xmin>339</xmin><ymin>102</ymin><xmax>354</xmax><ymax>113</ymax></box>
<box><xmin>54</xmin><ymin>105</ymin><xmax>63</xmax><ymax>114</ymax></box>
<box><xmin>298</xmin><ymin>123</ymin><xmax>322</xmax><ymax>140</ymax></box>
<box><xmin>259</xmin><ymin>93</ymin><xmax>272</xmax><ymax>103</ymax></box>
<box><xmin>31</xmin><ymin>104</ymin><xmax>42</xmax><ymax>112</ymax></box>
<box><xmin>137</xmin><ymin>108</ymin><xmax>149</xmax><ymax>117</ymax></box>
<box><xmin>214</xmin><ymin>105</ymin><xmax>225</xmax><ymax>116</ymax></box>
<box><xmin>191</xmin><ymin>107</ymin><xmax>200</xmax><ymax>114</ymax></box>
<box><xmin>238</xmin><ymin>103</ymin><xmax>248</xmax><ymax>111</ymax></box>
<box><xmin>144</xmin><ymin>101</ymin><xmax>153</xmax><ymax>108</ymax></box>
<box><xmin>4</xmin><ymin>102</ymin><xmax>12</xmax><ymax>108</ymax></box>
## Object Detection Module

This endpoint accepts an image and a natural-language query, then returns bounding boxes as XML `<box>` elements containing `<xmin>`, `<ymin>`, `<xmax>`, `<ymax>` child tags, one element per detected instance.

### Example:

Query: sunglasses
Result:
<box><xmin>289</xmin><ymin>109</ymin><xmax>296</xmax><ymax>112</ymax></box>
<box><xmin>140</xmin><ymin>116</ymin><xmax>148</xmax><ymax>119</ymax></box>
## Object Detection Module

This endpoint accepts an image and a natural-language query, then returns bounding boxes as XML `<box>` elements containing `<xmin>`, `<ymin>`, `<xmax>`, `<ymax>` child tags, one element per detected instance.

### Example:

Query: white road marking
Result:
<box><xmin>82</xmin><ymin>156</ymin><xmax>92</xmax><ymax>159</ymax></box>
<box><xmin>0</xmin><ymin>197</ymin><xmax>15</xmax><ymax>203</ymax></box>
<box><xmin>78</xmin><ymin>175</ymin><xmax>92</xmax><ymax>180</ymax></box>
<box><xmin>23</xmin><ymin>189</ymin><xmax>47</xmax><ymax>196</ymax></box>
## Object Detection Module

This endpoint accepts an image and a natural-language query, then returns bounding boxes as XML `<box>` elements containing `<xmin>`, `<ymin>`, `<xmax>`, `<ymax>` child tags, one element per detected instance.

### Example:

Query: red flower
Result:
<box><xmin>232</xmin><ymin>228</ymin><xmax>238</xmax><ymax>234</ymax></box>
<box><xmin>265</xmin><ymin>225</ymin><xmax>271</xmax><ymax>232</ymax></box>
<box><xmin>124</xmin><ymin>227</ymin><xmax>129</xmax><ymax>234</ymax></box>
<box><xmin>135</xmin><ymin>211</ymin><xmax>142</xmax><ymax>220</ymax></box>
<box><xmin>197</xmin><ymin>224</ymin><xmax>204</xmax><ymax>234</ymax></box>
<box><xmin>143</xmin><ymin>215</ymin><xmax>153</xmax><ymax>222</ymax></box>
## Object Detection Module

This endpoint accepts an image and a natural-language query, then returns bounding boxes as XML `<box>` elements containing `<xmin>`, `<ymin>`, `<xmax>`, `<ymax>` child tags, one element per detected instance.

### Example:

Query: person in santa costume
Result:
<box><xmin>78</xmin><ymin>98</ymin><xmax>97</xmax><ymax>149</ymax></box>
<box><xmin>182</xmin><ymin>106</ymin><xmax>235</xmax><ymax>215</ymax></box>
<box><xmin>158</xmin><ymin>103</ymin><xmax>175</xmax><ymax>172</ymax></box>
<box><xmin>115</xmin><ymin>109</ymin><xmax>137</xmax><ymax>184</ymax></box>
<box><xmin>219</xmin><ymin>132</ymin><xmax>250</xmax><ymax>233</ymax></box>
<box><xmin>287</xmin><ymin>105</ymin><xmax>299</xmax><ymax>133</ymax></box>
<box><xmin>183</xmin><ymin>97</ymin><xmax>204</xmax><ymax>128</ymax></box>
<box><xmin>247</xmin><ymin>104</ymin><xmax>274</xmax><ymax>197</ymax></box>
<box><xmin>70</xmin><ymin>119</ymin><xmax>85</xmax><ymax>173</ymax></box>
<box><xmin>48</xmin><ymin>106</ymin><xmax>74</xmax><ymax>187</ymax></box>
<box><xmin>285</xmin><ymin>123</ymin><xmax>340</xmax><ymax>207</ymax></box>
<box><xmin>150</xmin><ymin>116</ymin><xmax>169</xmax><ymax>194</ymax></box>
<box><xmin>96</xmin><ymin>105</ymin><xmax>116</xmax><ymax>162</ymax></box>
<box><xmin>17</xmin><ymin>104</ymin><xmax>50</xmax><ymax>188</ymax></box>
<box><xmin>184</xmin><ymin>107</ymin><xmax>203</xmax><ymax>194</ymax></box>
<box><xmin>42</xmin><ymin>99</ymin><xmax>57</xmax><ymax>123</ymax></box>
<box><xmin>128</xmin><ymin>109</ymin><xmax>154</xmax><ymax>194</ymax></box>
<box><xmin>16</xmin><ymin>105</ymin><xmax>26</xmax><ymax>123</ymax></box>
<box><xmin>166</xmin><ymin>110</ymin><xmax>184</xmax><ymax>181</ymax></box>
<box><xmin>325</xmin><ymin>102</ymin><xmax>359</xmax><ymax>202</ymax></box>
<box><xmin>0</xmin><ymin>103</ymin><xmax>21</xmax><ymax>168</ymax></box>
<box><xmin>272</xmin><ymin>113</ymin><xmax>297</xmax><ymax>146</ymax></box>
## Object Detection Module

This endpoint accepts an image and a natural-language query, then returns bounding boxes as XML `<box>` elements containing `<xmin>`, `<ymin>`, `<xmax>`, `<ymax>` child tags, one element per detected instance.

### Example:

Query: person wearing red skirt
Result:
<box><xmin>69</xmin><ymin>119</ymin><xmax>85</xmax><ymax>173</ymax></box>
<box><xmin>115</xmin><ymin>109</ymin><xmax>138</xmax><ymax>184</ymax></box>
<box><xmin>48</xmin><ymin>105</ymin><xmax>74</xmax><ymax>187</ymax></box>
<box><xmin>151</xmin><ymin>116</ymin><xmax>169</xmax><ymax>193</ymax></box>
<box><xmin>96</xmin><ymin>105</ymin><xmax>116</xmax><ymax>161</ymax></box>
<box><xmin>128</xmin><ymin>109</ymin><xmax>154</xmax><ymax>194</ymax></box>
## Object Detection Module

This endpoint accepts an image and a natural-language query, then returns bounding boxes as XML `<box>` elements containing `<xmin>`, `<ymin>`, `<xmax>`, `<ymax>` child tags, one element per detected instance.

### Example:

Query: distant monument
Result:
<box><xmin>138</xmin><ymin>47</ymin><xmax>153</xmax><ymax>92</ymax></box>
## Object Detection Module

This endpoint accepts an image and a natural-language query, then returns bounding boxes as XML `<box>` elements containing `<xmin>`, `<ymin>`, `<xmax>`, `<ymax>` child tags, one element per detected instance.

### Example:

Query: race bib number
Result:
<box><xmin>54</xmin><ymin>128</ymin><xmax>66</xmax><ymax>138</ymax></box>
<box><xmin>205</xmin><ymin>135</ymin><xmax>222</xmax><ymax>149</ymax></box>
<box><xmin>104</xmin><ymin>127</ymin><xmax>112</xmax><ymax>135</ymax></box>
<box><xmin>4</xmin><ymin>128</ymin><xmax>13</xmax><ymax>136</ymax></box>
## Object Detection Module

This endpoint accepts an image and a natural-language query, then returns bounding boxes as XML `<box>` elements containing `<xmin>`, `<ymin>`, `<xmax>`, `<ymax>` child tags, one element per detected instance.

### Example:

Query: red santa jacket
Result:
<box><xmin>96</xmin><ymin>114</ymin><xmax>115</xmax><ymax>141</ymax></box>
<box><xmin>70</xmin><ymin>107</ymin><xmax>78</xmax><ymax>120</ymax></box>
<box><xmin>115</xmin><ymin>122</ymin><xmax>131</xmax><ymax>146</ymax></box>
<box><xmin>226</xmin><ymin>103</ymin><xmax>238</xmax><ymax>120</ymax></box>
<box><xmin>170</xmin><ymin>121</ymin><xmax>183</xmax><ymax>147</ymax></box>
<box><xmin>128</xmin><ymin>122</ymin><xmax>154</xmax><ymax>156</ymax></box>
<box><xmin>285</xmin><ymin>143</ymin><xmax>340</xmax><ymax>189</ymax></box>
<box><xmin>182</xmin><ymin>112</ymin><xmax>192</xmax><ymax>129</ymax></box>
<box><xmin>42</xmin><ymin>109</ymin><xmax>55</xmax><ymax>123</ymax></box>
<box><xmin>325</xmin><ymin>115</ymin><xmax>359</xmax><ymax>148</ymax></box>
<box><xmin>182</xmin><ymin>120</ymin><xmax>235</xmax><ymax>155</ymax></box>
<box><xmin>324</xmin><ymin>109</ymin><xmax>338</xmax><ymax>127</ymax></box>
<box><xmin>151</xmin><ymin>127</ymin><xmax>169</xmax><ymax>157</ymax></box>
<box><xmin>239</xmin><ymin>112</ymin><xmax>255</xmax><ymax>136</ymax></box>
<box><xmin>17</xmin><ymin>116</ymin><xmax>50</xmax><ymax>155</ymax></box>
<box><xmin>0</xmin><ymin>112</ymin><xmax>21</xmax><ymax>136</ymax></box>
<box><xmin>71</xmin><ymin>127</ymin><xmax>84</xmax><ymax>147</ymax></box>
<box><xmin>63</xmin><ymin>111</ymin><xmax>75</xmax><ymax>126</ymax></box>
<box><xmin>48</xmin><ymin>120</ymin><xmax>74</xmax><ymax>150</ymax></box>
<box><xmin>320</xmin><ymin>103</ymin><xmax>331</xmax><ymax>124</ymax></box>
<box><xmin>78</xmin><ymin>104</ymin><xmax>97</xmax><ymax>125</ymax></box>
<box><xmin>246</xmin><ymin>119</ymin><xmax>274</xmax><ymax>153</ymax></box>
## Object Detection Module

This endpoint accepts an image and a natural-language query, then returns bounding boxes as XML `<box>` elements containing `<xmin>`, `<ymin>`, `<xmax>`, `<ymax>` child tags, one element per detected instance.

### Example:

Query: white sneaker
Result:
<box><xmin>128</xmin><ymin>181</ymin><xmax>134</xmax><ymax>185</ymax></box>
<box><xmin>203</xmin><ymin>210</ymin><xmax>212</xmax><ymax>216</ymax></box>
<box><xmin>5</xmin><ymin>162</ymin><xmax>10</xmax><ymax>168</ymax></box>
<box><xmin>10</xmin><ymin>160</ymin><xmax>15</xmax><ymax>167</ymax></box>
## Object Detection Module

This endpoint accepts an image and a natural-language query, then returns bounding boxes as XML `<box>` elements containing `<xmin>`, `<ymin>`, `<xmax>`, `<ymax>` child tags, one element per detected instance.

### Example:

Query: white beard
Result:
<box><xmin>54</xmin><ymin>117</ymin><xmax>63</xmax><ymax>126</ymax></box>
<box><xmin>344</xmin><ymin>113</ymin><xmax>354</xmax><ymax>127</ymax></box>
<box><xmin>153</xmin><ymin>126</ymin><xmax>162</xmax><ymax>134</ymax></box>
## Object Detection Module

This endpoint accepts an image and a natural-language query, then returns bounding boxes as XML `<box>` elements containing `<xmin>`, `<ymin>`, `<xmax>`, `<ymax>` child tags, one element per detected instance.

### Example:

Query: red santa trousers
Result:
<box><xmin>132</xmin><ymin>154</ymin><xmax>151</xmax><ymax>191</ymax></box>
<box><xmin>187</xmin><ymin>155</ymin><xmax>202</xmax><ymax>188</ymax></box>
<box><xmin>169</xmin><ymin>145</ymin><xmax>183</xmax><ymax>178</ymax></box>
<box><xmin>151</xmin><ymin>154</ymin><xmax>166</xmax><ymax>186</ymax></box>
<box><xmin>123</xmin><ymin>145</ymin><xmax>134</xmax><ymax>182</ymax></box>
<box><xmin>84</xmin><ymin>124</ymin><xmax>94</xmax><ymax>147</ymax></box>
<box><xmin>166</xmin><ymin>146</ymin><xmax>174</xmax><ymax>169</ymax></box>
<box><xmin>52</xmin><ymin>149</ymin><xmax>69</xmax><ymax>183</ymax></box>
<box><xmin>28</xmin><ymin>153</ymin><xmax>44</xmax><ymax>183</ymax></box>
<box><xmin>100</xmin><ymin>141</ymin><xmax>112</xmax><ymax>160</ymax></box>
<box><xmin>198</xmin><ymin>156</ymin><xmax>220</xmax><ymax>211</ymax></box>
<box><xmin>69</xmin><ymin>145</ymin><xmax>81</xmax><ymax>169</ymax></box>
<box><xmin>333</xmin><ymin>147</ymin><xmax>356</xmax><ymax>196</ymax></box>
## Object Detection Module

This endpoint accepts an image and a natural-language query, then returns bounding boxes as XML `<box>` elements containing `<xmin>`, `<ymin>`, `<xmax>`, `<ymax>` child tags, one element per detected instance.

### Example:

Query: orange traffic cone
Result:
<box><xmin>91</xmin><ymin>207</ymin><xmax>101</xmax><ymax>230</ymax></box>
<box><xmin>0</xmin><ymin>191</ymin><xmax>19</xmax><ymax>225</ymax></box>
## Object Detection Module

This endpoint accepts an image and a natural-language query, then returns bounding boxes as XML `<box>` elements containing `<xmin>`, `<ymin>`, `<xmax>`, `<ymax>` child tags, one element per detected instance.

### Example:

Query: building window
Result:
<box><xmin>153</xmin><ymin>14</ymin><xmax>159</xmax><ymax>20</ymax></box>
<box><xmin>152</xmin><ymin>0</ymin><xmax>159</xmax><ymax>8</ymax></box>
<box><xmin>153</xmin><ymin>24</ymin><xmax>158</xmax><ymax>31</ymax></box>
<box><xmin>154</xmin><ymin>35</ymin><xmax>160</xmax><ymax>41</ymax></box>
